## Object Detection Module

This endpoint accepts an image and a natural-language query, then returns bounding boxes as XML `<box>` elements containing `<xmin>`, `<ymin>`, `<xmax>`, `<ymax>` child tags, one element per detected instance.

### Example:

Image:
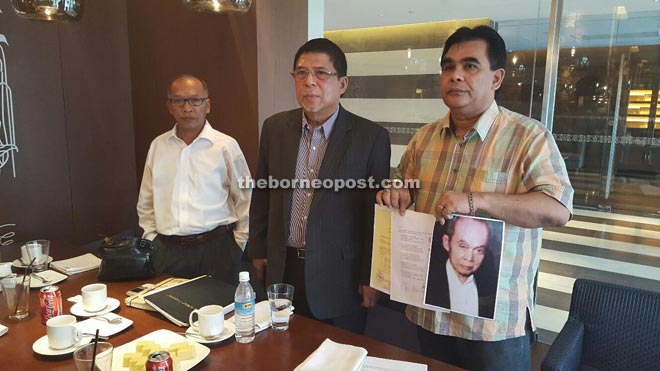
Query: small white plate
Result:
<box><xmin>112</xmin><ymin>329</ymin><xmax>210</xmax><ymax>371</ymax></box>
<box><xmin>12</xmin><ymin>256</ymin><xmax>54</xmax><ymax>269</ymax></box>
<box><xmin>70</xmin><ymin>297</ymin><xmax>120</xmax><ymax>317</ymax></box>
<box><xmin>17</xmin><ymin>270</ymin><xmax>68</xmax><ymax>289</ymax></box>
<box><xmin>186</xmin><ymin>320</ymin><xmax>236</xmax><ymax>344</ymax></box>
<box><xmin>75</xmin><ymin>313</ymin><xmax>133</xmax><ymax>337</ymax></box>
<box><xmin>32</xmin><ymin>334</ymin><xmax>94</xmax><ymax>356</ymax></box>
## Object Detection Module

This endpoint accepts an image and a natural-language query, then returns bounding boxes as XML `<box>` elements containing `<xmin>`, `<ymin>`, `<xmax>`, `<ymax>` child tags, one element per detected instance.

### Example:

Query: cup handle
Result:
<box><xmin>189</xmin><ymin>309</ymin><xmax>199</xmax><ymax>328</ymax></box>
<box><xmin>72</xmin><ymin>327</ymin><xmax>83</xmax><ymax>346</ymax></box>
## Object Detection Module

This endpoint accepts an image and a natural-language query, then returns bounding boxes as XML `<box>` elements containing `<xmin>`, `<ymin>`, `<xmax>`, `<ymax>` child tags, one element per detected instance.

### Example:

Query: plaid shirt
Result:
<box><xmin>396</xmin><ymin>102</ymin><xmax>574</xmax><ymax>341</ymax></box>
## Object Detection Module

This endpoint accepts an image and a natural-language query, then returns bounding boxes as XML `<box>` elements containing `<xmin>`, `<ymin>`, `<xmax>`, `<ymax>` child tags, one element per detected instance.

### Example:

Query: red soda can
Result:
<box><xmin>40</xmin><ymin>285</ymin><xmax>63</xmax><ymax>324</ymax></box>
<box><xmin>145</xmin><ymin>351</ymin><xmax>173</xmax><ymax>371</ymax></box>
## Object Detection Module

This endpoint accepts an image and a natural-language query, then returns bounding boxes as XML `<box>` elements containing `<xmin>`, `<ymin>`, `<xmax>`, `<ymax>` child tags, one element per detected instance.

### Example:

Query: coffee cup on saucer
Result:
<box><xmin>47</xmin><ymin>315</ymin><xmax>82</xmax><ymax>349</ymax></box>
<box><xmin>189</xmin><ymin>305</ymin><xmax>224</xmax><ymax>338</ymax></box>
<box><xmin>81</xmin><ymin>283</ymin><xmax>107</xmax><ymax>312</ymax></box>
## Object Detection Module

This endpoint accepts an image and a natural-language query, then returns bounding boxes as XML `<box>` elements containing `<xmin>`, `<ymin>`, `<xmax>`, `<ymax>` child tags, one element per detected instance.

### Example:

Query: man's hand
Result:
<box><xmin>432</xmin><ymin>191</ymin><xmax>471</xmax><ymax>225</ymax></box>
<box><xmin>376</xmin><ymin>188</ymin><xmax>411</xmax><ymax>216</ymax></box>
<box><xmin>358</xmin><ymin>285</ymin><xmax>379</xmax><ymax>308</ymax></box>
<box><xmin>252</xmin><ymin>258</ymin><xmax>267</xmax><ymax>284</ymax></box>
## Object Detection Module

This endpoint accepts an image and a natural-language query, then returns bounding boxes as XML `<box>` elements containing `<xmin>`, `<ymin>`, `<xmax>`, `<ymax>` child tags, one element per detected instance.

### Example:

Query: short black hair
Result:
<box><xmin>446</xmin><ymin>217</ymin><xmax>490</xmax><ymax>251</ymax></box>
<box><xmin>442</xmin><ymin>25</ymin><xmax>507</xmax><ymax>72</ymax></box>
<box><xmin>293</xmin><ymin>38</ymin><xmax>347</xmax><ymax>77</ymax></box>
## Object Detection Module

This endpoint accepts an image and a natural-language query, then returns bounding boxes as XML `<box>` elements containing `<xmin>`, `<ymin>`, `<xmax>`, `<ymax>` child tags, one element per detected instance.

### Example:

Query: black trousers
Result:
<box><xmin>152</xmin><ymin>229</ymin><xmax>243</xmax><ymax>285</ymax></box>
<box><xmin>283</xmin><ymin>247</ymin><xmax>366</xmax><ymax>335</ymax></box>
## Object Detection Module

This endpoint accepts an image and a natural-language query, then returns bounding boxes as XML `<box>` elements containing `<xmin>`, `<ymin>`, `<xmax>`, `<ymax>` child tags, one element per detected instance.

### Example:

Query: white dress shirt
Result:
<box><xmin>137</xmin><ymin>121</ymin><xmax>251</xmax><ymax>249</ymax></box>
<box><xmin>446</xmin><ymin>259</ymin><xmax>479</xmax><ymax>316</ymax></box>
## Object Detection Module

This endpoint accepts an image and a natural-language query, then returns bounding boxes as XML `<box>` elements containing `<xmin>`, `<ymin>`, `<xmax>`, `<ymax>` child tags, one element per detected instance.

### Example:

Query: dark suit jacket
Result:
<box><xmin>247</xmin><ymin>106</ymin><xmax>390</xmax><ymax>319</ymax></box>
<box><xmin>426</xmin><ymin>256</ymin><xmax>497</xmax><ymax>319</ymax></box>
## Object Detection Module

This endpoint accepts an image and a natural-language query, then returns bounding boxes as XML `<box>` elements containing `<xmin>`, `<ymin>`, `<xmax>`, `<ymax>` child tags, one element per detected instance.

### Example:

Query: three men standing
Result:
<box><xmin>137</xmin><ymin>25</ymin><xmax>574</xmax><ymax>370</ymax></box>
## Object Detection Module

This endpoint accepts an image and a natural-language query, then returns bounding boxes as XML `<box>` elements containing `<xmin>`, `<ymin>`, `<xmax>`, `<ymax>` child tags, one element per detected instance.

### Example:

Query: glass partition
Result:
<box><xmin>324</xmin><ymin>0</ymin><xmax>660</xmax><ymax>217</ymax></box>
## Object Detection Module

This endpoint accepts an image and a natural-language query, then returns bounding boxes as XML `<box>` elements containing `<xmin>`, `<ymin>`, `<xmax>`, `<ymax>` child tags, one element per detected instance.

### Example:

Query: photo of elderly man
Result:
<box><xmin>425</xmin><ymin>216</ymin><xmax>503</xmax><ymax>319</ymax></box>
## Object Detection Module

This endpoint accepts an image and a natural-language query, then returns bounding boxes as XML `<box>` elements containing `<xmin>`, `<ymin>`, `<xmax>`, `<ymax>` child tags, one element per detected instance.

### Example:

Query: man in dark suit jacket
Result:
<box><xmin>426</xmin><ymin>217</ymin><xmax>497</xmax><ymax>319</ymax></box>
<box><xmin>247</xmin><ymin>38</ymin><xmax>390</xmax><ymax>334</ymax></box>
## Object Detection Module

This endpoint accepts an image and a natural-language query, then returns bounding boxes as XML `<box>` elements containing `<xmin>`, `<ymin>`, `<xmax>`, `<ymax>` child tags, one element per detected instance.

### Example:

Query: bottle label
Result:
<box><xmin>235</xmin><ymin>299</ymin><xmax>255</xmax><ymax>316</ymax></box>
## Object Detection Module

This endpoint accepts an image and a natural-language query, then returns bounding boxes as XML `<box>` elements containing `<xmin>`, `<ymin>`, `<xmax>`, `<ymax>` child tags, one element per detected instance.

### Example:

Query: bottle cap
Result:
<box><xmin>239</xmin><ymin>271</ymin><xmax>250</xmax><ymax>282</ymax></box>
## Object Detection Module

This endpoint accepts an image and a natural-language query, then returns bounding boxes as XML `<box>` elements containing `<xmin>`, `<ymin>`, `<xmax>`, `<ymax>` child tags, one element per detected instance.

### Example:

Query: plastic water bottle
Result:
<box><xmin>234</xmin><ymin>271</ymin><xmax>255</xmax><ymax>343</ymax></box>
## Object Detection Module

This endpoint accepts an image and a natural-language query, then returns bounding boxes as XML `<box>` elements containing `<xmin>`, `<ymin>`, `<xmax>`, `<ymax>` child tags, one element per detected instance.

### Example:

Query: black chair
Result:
<box><xmin>541</xmin><ymin>278</ymin><xmax>660</xmax><ymax>371</ymax></box>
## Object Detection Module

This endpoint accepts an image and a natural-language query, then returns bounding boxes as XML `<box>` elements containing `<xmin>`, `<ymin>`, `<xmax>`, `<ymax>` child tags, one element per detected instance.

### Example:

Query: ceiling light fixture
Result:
<box><xmin>182</xmin><ymin>0</ymin><xmax>251</xmax><ymax>14</ymax></box>
<box><xmin>11</xmin><ymin>0</ymin><xmax>83</xmax><ymax>22</ymax></box>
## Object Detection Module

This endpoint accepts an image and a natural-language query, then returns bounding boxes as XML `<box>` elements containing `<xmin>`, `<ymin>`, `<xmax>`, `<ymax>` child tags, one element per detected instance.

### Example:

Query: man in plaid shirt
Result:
<box><xmin>377</xmin><ymin>26</ymin><xmax>574</xmax><ymax>370</ymax></box>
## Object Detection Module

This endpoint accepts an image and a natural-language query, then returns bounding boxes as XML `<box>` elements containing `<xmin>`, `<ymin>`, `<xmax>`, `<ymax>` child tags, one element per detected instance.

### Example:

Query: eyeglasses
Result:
<box><xmin>167</xmin><ymin>97</ymin><xmax>209</xmax><ymax>107</ymax></box>
<box><xmin>290</xmin><ymin>68</ymin><xmax>339</xmax><ymax>82</ymax></box>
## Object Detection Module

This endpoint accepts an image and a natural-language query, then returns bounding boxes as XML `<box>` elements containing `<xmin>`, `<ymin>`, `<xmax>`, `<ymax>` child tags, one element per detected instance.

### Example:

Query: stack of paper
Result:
<box><xmin>295</xmin><ymin>338</ymin><xmax>367</xmax><ymax>371</ymax></box>
<box><xmin>51</xmin><ymin>253</ymin><xmax>101</xmax><ymax>275</ymax></box>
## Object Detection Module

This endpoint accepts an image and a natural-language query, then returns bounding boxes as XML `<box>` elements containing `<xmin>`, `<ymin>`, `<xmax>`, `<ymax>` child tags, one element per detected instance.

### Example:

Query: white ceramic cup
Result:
<box><xmin>20</xmin><ymin>240</ymin><xmax>51</xmax><ymax>272</ymax></box>
<box><xmin>47</xmin><ymin>314</ymin><xmax>82</xmax><ymax>349</ymax></box>
<box><xmin>81</xmin><ymin>283</ymin><xmax>107</xmax><ymax>312</ymax></box>
<box><xmin>0</xmin><ymin>262</ymin><xmax>12</xmax><ymax>277</ymax></box>
<box><xmin>189</xmin><ymin>304</ymin><xmax>224</xmax><ymax>338</ymax></box>
<box><xmin>20</xmin><ymin>243</ymin><xmax>42</xmax><ymax>265</ymax></box>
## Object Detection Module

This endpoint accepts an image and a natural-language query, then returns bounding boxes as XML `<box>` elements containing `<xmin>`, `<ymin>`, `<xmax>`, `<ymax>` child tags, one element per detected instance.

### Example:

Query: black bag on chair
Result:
<box><xmin>97</xmin><ymin>237</ymin><xmax>155</xmax><ymax>281</ymax></box>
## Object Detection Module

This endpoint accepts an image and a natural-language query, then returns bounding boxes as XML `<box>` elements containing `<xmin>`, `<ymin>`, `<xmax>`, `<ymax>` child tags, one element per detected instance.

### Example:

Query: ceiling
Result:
<box><xmin>324</xmin><ymin>0</ymin><xmax>660</xmax><ymax>50</ymax></box>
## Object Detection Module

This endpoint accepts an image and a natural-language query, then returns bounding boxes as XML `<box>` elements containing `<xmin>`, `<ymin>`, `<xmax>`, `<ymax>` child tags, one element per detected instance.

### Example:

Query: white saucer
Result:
<box><xmin>17</xmin><ymin>270</ymin><xmax>68</xmax><ymax>289</ymax></box>
<box><xmin>76</xmin><ymin>313</ymin><xmax>133</xmax><ymax>337</ymax></box>
<box><xmin>12</xmin><ymin>256</ymin><xmax>54</xmax><ymax>269</ymax></box>
<box><xmin>32</xmin><ymin>334</ymin><xmax>93</xmax><ymax>356</ymax></box>
<box><xmin>70</xmin><ymin>297</ymin><xmax>120</xmax><ymax>317</ymax></box>
<box><xmin>186</xmin><ymin>320</ymin><xmax>235</xmax><ymax>344</ymax></box>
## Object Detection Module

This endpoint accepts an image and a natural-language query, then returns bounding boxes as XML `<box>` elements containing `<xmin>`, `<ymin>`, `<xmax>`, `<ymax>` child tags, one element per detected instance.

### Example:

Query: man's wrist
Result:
<box><xmin>468</xmin><ymin>192</ymin><xmax>476</xmax><ymax>216</ymax></box>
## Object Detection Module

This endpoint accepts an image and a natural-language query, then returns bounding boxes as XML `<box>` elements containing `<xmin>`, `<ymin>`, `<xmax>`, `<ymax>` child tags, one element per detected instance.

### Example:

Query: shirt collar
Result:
<box><xmin>439</xmin><ymin>101</ymin><xmax>499</xmax><ymax>141</ymax></box>
<box><xmin>301</xmin><ymin>107</ymin><xmax>339</xmax><ymax>139</ymax></box>
<box><xmin>446</xmin><ymin>259</ymin><xmax>474</xmax><ymax>285</ymax></box>
<box><xmin>168</xmin><ymin>121</ymin><xmax>215</xmax><ymax>144</ymax></box>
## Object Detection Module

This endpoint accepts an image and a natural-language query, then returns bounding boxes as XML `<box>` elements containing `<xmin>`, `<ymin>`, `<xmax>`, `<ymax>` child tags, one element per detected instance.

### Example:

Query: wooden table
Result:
<box><xmin>0</xmin><ymin>255</ymin><xmax>460</xmax><ymax>370</ymax></box>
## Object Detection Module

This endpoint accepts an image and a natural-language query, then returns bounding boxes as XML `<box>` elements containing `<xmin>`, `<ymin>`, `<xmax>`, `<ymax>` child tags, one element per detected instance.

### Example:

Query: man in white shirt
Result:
<box><xmin>137</xmin><ymin>75</ymin><xmax>251</xmax><ymax>282</ymax></box>
<box><xmin>426</xmin><ymin>216</ymin><xmax>496</xmax><ymax>318</ymax></box>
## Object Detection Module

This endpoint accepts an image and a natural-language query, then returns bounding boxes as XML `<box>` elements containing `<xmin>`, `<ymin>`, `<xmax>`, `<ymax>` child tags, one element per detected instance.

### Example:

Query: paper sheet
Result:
<box><xmin>361</xmin><ymin>356</ymin><xmax>428</xmax><ymax>371</ymax></box>
<box><xmin>370</xmin><ymin>205</ymin><xmax>393</xmax><ymax>293</ymax></box>
<box><xmin>389</xmin><ymin>210</ymin><xmax>438</xmax><ymax>310</ymax></box>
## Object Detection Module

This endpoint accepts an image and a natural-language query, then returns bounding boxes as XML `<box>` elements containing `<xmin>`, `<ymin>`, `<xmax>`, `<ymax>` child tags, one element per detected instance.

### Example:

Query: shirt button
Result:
<box><xmin>452</xmin><ymin>169</ymin><xmax>458</xmax><ymax>173</ymax></box>
<box><xmin>312</xmin><ymin>146</ymin><xmax>317</xmax><ymax>151</ymax></box>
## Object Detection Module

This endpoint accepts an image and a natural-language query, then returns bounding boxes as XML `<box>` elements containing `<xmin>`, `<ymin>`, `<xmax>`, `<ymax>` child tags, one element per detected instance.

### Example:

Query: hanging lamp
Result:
<box><xmin>11</xmin><ymin>0</ymin><xmax>83</xmax><ymax>22</ymax></box>
<box><xmin>182</xmin><ymin>0</ymin><xmax>252</xmax><ymax>14</ymax></box>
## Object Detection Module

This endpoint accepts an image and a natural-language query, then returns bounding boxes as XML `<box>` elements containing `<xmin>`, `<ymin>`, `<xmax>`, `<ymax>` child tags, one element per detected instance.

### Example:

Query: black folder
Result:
<box><xmin>143</xmin><ymin>275</ymin><xmax>237</xmax><ymax>326</ymax></box>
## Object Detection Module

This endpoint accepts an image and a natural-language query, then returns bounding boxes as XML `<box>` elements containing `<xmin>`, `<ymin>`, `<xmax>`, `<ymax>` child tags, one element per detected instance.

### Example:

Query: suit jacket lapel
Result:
<box><xmin>282</xmin><ymin>109</ymin><xmax>302</xmax><ymax>235</ymax></box>
<box><xmin>314</xmin><ymin>106</ymin><xmax>352</xmax><ymax>207</ymax></box>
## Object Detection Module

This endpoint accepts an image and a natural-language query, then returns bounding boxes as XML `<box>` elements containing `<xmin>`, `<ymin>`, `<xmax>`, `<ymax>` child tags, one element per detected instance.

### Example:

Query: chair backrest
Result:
<box><xmin>569</xmin><ymin>279</ymin><xmax>660</xmax><ymax>371</ymax></box>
